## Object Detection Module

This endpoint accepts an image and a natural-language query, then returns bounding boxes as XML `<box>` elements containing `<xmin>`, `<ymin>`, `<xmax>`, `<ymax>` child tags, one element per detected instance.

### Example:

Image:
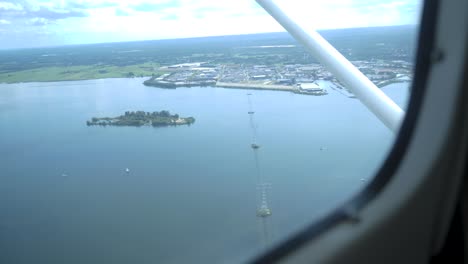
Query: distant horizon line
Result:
<box><xmin>0</xmin><ymin>24</ymin><xmax>417</xmax><ymax>52</ymax></box>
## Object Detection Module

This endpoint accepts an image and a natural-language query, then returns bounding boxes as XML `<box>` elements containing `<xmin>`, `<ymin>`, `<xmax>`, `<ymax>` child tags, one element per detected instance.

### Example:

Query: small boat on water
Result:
<box><xmin>251</xmin><ymin>143</ymin><xmax>260</xmax><ymax>149</ymax></box>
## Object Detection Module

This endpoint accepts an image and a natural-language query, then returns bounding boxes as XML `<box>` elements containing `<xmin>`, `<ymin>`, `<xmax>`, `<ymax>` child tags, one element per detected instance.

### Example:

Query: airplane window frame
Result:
<box><xmin>251</xmin><ymin>0</ymin><xmax>439</xmax><ymax>262</ymax></box>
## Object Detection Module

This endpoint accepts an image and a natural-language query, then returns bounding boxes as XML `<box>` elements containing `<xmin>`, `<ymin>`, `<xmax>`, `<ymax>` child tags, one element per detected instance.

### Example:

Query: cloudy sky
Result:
<box><xmin>0</xmin><ymin>0</ymin><xmax>422</xmax><ymax>49</ymax></box>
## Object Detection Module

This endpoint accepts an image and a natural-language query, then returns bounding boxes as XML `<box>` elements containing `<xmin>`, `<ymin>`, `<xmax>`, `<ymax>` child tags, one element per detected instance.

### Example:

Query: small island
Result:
<box><xmin>86</xmin><ymin>110</ymin><xmax>195</xmax><ymax>127</ymax></box>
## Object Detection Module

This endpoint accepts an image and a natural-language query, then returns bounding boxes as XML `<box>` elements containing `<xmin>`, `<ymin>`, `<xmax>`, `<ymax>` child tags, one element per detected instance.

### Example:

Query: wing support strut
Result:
<box><xmin>256</xmin><ymin>0</ymin><xmax>405</xmax><ymax>132</ymax></box>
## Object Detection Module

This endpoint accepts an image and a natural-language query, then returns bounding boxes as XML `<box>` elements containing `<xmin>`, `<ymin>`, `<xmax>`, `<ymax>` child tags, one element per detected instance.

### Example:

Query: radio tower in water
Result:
<box><xmin>247</xmin><ymin>93</ymin><xmax>272</xmax><ymax>245</ymax></box>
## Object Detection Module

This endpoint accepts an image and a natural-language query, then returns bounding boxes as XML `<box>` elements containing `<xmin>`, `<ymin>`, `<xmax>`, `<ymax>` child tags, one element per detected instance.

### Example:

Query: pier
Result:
<box><xmin>216</xmin><ymin>81</ymin><xmax>295</xmax><ymax>92</ymax></box>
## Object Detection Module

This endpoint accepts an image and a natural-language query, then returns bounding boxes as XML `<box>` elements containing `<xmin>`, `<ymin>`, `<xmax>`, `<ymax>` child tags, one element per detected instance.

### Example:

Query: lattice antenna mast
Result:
<box><xmin>247</xmin><ymin>94</ymin><xmax>273</xmax><ymax>247</ymax></box>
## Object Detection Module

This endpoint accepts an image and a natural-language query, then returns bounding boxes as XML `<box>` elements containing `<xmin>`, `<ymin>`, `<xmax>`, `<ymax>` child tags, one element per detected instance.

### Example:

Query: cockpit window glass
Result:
<box><xmin>0</xmin><ymin>1</ymin><xmax>422</xmax><ymax>263</ymax></box>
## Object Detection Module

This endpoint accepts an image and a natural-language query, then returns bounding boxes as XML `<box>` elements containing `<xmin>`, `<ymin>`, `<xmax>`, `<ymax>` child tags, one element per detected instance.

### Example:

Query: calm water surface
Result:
<box><xmin>0</xmin><ymin>78</ymin><xmax>408</xmax><ymax>263</ymax></box>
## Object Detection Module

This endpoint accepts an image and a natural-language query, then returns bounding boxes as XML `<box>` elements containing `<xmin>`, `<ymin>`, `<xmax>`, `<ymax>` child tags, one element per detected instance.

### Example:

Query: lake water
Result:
<box><xmin>0</xmin><ymin>78</ymin><xmax>409</xmax><ymax>264</ymax></box>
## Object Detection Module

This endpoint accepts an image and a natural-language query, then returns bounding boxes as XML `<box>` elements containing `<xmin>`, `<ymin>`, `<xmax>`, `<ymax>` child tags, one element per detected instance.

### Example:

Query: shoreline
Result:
<box><xmin>215</xmin><ymin>82</ymin><xmax>295</xmax><ymax>92</ymax></box>
<box><xmin>0</xmin><ymin>76</ymin><xmax>152</xmax><ymax>85</ymax></box>
<box><xmin>1</xmin><ymin>76</ymin><xmax>411</xmax><ymax>94</ymax></box>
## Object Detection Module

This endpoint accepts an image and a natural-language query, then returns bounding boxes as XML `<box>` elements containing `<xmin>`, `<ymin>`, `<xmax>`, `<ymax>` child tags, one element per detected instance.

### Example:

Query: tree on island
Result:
<box><xmin>86</xmin><ymin>110</ymin><xmax>195</xmax><ymax>127</ymax></box>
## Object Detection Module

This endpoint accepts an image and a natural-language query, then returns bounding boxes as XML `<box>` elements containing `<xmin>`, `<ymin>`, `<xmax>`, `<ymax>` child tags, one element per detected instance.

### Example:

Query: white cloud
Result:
<box><xmin>272</xmin><ymin>0</ymin><xmax>421</xmax><ymax>30</ymax></box>
<box><xmin>69</xmin><ymin>0</ymin><xmax>279</xmax><ymax>43</ymax></box>
<box><xmin>29</xmin><ymin>17</ymin><xmax>51</xmax><ymax>25</ymax></box>
<box><xmin>0</xmin><ymin>1</ymin><xmax>23</xmax><ymax>11</ymax></box>
<box><xmin>0</xmin><ymin>19</ymin><xmax>11</xmax><ymax>24</ymax></box>
<box><xmin>69</xmin><ymin>0</ymin><xmax>420</xmax><ymax>43</ymax></box>
<box><xmin>0</xmin><ymin>0</ymin><xmax>422</xmax><ymax>49</ymax></box>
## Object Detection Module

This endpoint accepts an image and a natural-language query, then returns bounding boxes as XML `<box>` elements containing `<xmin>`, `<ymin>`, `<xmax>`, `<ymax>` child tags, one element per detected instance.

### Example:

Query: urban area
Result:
<box><xmin>143</xmin><ymin>60</ymin><xmax>413</xmax><ymax>96</ymax></box>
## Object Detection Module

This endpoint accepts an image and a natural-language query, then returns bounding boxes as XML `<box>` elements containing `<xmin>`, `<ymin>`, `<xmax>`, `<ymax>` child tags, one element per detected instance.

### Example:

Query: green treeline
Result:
<box><xmin>87</xmin><ymin>110</ymin><xmax>195</xmax><ymax>127</ymax></box>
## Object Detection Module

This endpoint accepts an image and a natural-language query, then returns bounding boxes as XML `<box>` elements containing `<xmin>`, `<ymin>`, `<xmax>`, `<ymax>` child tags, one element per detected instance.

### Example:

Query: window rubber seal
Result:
<box><xmin>251</xmin><ymin>0</ymin><xmax>440</xmax><ymax>263</ymax></box>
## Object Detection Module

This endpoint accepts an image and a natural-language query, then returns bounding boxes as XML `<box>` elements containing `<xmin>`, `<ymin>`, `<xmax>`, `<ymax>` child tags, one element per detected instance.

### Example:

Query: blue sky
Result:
<box><xmin>0</xmin><ymin>0</ymin><xmax>422</xmax><ymax>49</ymax></box>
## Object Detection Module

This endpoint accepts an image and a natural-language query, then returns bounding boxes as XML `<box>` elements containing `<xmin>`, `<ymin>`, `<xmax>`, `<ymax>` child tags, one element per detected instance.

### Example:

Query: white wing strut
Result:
<box><xmin>256</xmin><ymin>0</ymin><xmax>405</xmax><ymax>132</ymax></box>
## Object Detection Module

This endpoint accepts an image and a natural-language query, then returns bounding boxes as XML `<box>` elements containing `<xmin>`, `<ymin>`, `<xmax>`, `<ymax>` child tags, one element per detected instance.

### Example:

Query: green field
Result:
<box><xmin>0</xmin><ymin>62</ymin><xmax>162</xmax><ymax>83</ymax></box>
<box><xmin>0</xmin><ymin>26</ymin><xmax>417</xmax><ymax>84</ymax></box>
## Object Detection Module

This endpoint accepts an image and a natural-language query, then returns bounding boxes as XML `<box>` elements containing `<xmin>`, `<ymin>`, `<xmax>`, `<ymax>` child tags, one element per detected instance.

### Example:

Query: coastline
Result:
<box><xmin>0</xmin><ymin>76</ymin><xmax>151</xmax><ymax>85</ymax></box>
<box><xmin>215</xmin><ymin>81</ymin><xmax>295</xmax><ymax>92</ymax></box>
<box><xmin>1</xmin><ymin>75</ymin><xmax>411</xmax><ymax>96</ymax></box>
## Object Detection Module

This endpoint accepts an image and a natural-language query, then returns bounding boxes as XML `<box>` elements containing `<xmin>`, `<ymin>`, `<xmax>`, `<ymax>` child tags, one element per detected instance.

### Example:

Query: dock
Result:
<box><xmin>216</xmin><ymin>81</ymin><xmax>296</xmax><ymax>92</ymax></box>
